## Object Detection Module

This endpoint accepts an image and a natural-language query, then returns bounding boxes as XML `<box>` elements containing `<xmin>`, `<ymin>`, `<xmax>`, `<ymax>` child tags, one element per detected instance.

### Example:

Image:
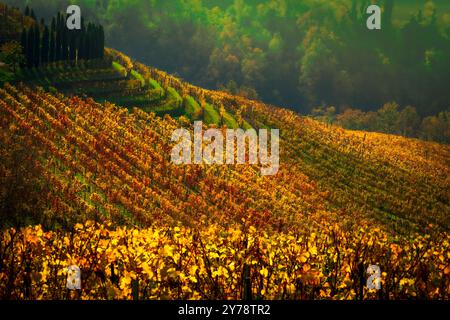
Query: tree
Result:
<box><xmin>41</xmin><ymin>25</ymin><xmax>50</xmax><ymax>64</ymax></box>
<box><xmin>397</xmin><ymin>106</ymin><xmax>420</xmax><ymax>137</ymax></box>
<box><xmin>420</xmin><ymin>111</ymin><xmax>450</xmax><ymax>144</ymax></box>
<box><xmin>30</xmin><ymin>9</ymin><xmax>36</xmax><ymax>21</ymax></box>
<box><xmin>98</xmin><ymin>25</ymin><xmax>105</xmax><ymax>59</ymax></box>
<box><xmin>26</xmin><ymin>26</ymin><xmax>34</xmax><ymax>68</ymax></box>
<box><xmin>0</xmin><ymin>42</ymin><xmax>25</xmax><ymax>72</ymax></box>
<box><xmin>33</xmin><ymin>24</ymin><xmax>40</xmax><ymax>67</ymax></box>
<box><xmin>68</xmin><ymin>30</ymin><xmax>77</xmax><ymax>62</ymax></box>
<box><xmin>49</xmin><ymin>17</ymin><xmax>56</xmax><ymax>62</ymax></box>
<box><xmin>20</xmin><ymin>28</ymin><xmax>28</xmax><ymax>66</ymax></box>
<box><xmin>61</xmin><ymin>15</ymin><xmax>69</xmax><ymax>61</ymax></box>
<box><xmin>336</xmin><ymin>108</ymin><xmax>367</xmax><ymax>130</ymax></box>
<box><xmin>55</xmin><ymin>12</ymin><xmax>62</xmax><ymax>60</ymax></box>
<box><xmin>376</xmin><ymin>102</ymin><xmax>400</xmax><ymax>133</ymax></box>
<box><xmin>311</xmin><ymin>105</ymin><xmax>336</xmax><ymax>125</ymax></box>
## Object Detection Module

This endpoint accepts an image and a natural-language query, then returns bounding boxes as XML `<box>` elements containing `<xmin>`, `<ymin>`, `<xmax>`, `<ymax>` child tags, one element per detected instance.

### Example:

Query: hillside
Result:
<box><xmin>1</xmin><ymin>57</ymin><xmax>449</xmax><ymax>299</ymax></box>
<box><xmin>3</xmin><ymin>48</ymin><xmax>449</xmax><ymax>234</ymax></box>
<box><xmin>0</xmin><ymin>4</ymin><xmax>449</xmax><ymax>300</ymax></box>
<box><xmin>6</xmin><ymin>0</ymin><xmax>450</xmax><ymax>116</ymax></box>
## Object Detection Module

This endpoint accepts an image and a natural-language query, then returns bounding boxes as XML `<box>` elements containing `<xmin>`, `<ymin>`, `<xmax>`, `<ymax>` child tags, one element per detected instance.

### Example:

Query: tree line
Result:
<box><xmin>20</xmin><ymin>6</ymin><xmax>104</xmax><ymax>68</ymax></box>
<box><xmin>313</xmin><ymin>103</ymin><xmax>450</xmax><ymax>144</ymax></box>
<box><xmin>4</xmin><ymin>0</ymin><xmax>449</xmax><ymax>117</ymax></box>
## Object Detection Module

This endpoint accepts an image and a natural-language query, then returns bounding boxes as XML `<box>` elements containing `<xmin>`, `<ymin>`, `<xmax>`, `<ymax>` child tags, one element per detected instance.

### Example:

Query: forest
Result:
<box><xmin>3</xmin><ymin>0</ymin><xmax>449</xmax><ymax>118</ymax></box>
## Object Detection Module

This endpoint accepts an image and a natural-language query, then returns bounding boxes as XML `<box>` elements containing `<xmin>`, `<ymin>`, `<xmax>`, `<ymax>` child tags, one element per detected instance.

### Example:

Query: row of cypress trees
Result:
<box><xmin>20</xmin><ymin>8</ymin><xmax>104</xmax><ymax>68</ymax></box>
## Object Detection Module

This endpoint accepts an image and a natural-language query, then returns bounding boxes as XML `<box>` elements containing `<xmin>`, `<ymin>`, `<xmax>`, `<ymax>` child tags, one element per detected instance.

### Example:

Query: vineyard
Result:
<box><xmin>0</xmin><ymin>69</ymin><xmax>449</xmax><ymax>298</ymax></box>
<box><xmin>1</xmin><ymin>0</ymin><xmax>449</xmax><ymax>301</ymax></box>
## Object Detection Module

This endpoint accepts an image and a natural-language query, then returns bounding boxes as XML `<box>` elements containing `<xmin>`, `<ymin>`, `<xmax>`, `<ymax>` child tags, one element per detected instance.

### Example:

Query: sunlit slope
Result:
<box><xmin>136</xmin><ymin>65</ymin><xmax>450</xmax><ymax>234</ymax></box>
<box><xmin>1</xmin><ymin>81</ymin><xmax>449</xmax><ymax>300</ymax></box>
<box><xmin>1</xmin><ymin>3</ymin><xmax>450</xmax><ymax>301</ymax></box>
<box><xmin>1</xmin><ymin>80</ymin><xmax>449</xmax><ymax>234</ymax></box>
<box><xmin>8</xmin><ymin>48</ymin><xmax>245</xmax><ymax>129</ymax></box>
<box><xmin>0</xmin><ymin>84</ymin><xmax>328</xmax><ymax>231</ymax></box>
<box><xmin>293</xmin><ymin>118</ymin><xmax>449</xmax><ymax>233</ymax></box>
<box><xmin>251</xmin><ymin>105</ymin><xmax>450</xmax><ymax>233</ymax></box>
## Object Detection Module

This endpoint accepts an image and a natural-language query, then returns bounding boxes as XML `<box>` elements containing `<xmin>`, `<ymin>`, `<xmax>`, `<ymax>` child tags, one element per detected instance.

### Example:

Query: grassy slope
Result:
<box><xmin>3</xmin><ymin>55</ymin><xmax>242</xmax><ymax>128</ymax></box>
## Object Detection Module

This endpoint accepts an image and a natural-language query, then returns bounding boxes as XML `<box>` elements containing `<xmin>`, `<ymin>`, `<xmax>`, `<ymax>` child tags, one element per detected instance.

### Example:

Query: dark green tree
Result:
<box><xmin>41</xmin><ymin>25</ymin><xmax>49</xmax><ymax>64</ymax></box>
<box><xmin>26</xmin><ymin>26</ymin><xmax>34</xmax><ymax>68</ymax></box>
<box><xmin>20</xmin><ymin>28</ymin><xmax>29</xmax><ymax>67</ymax></box>
<box><xmin>99</xmin><ymin>25</ymin><xmax>105</xmax><ymax>59</ymax></box>
<box><xmin>68</xmin><ymin>30</ymin><xmax>77</xmax><ymax>62</ymax></box>
<box><xmin>33</xmin><ymin>24</ymin><xmax>40</xmax><ymax>67</ymax></box>
<box><xmin>49</xmin><ymin>17</ymin><xmax>56</xmax><ymax>62</ymax></box>
<box><xmin>87</xmin><ymin>23</ymin><xmax>94</xmax><ymax>60</ymax></box>
<box><xmin>61</xmin><ymin>14</ymin><xmax>69</xmax><ymax>61</ymax></box>
<box><xmin>55</xmin><ymin>12</ymin><xmax>62</xmax><ymax>60</ymax></box>
<box><xmin>0</xmin><ymin>42</ymin><xmax>25</xmax><ymax>72</ymax></box>
<box><xmin>30</xmin><ymin>9</ymin><xmax>36</xmax><ymax>21</ymax></box>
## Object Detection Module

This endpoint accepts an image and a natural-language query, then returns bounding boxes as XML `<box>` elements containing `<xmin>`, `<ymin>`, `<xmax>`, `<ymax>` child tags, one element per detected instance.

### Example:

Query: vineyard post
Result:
<box><xmin>358</xmin><ymin>261</ymin><xmax>364</xmax><ymax>300</ymax></box>
<box><xmin>242</xmin><ymin>263</ymin><xmax>252</xmax><ymax>300</ymax></box>
<box><xmin>131</xmin><ymin>278</ymin><xmax>139</xmax><ymax>300</ymax></box>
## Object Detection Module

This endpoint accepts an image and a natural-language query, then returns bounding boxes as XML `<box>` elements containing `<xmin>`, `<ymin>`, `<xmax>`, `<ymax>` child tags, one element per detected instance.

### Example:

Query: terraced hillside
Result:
<box><xmin>0</xmin><ymin>3</ymin><xmax>449</xmax><ymax>300</ymax></box>
<box><xmin>125</xmin><ymin>59</ymin><xmax>450</xmax><ymax>235</ymax></box>
<box><xmin>0</xmin><ymin>5</ymin><xmax>243</xmax><ymax>126</ymax></box>
<box><xmin>6</xmin><ymin>47</ymin><xmax>245</xmax><ymax>130</ymax></box>
<box><xmin>0</xmin><ymin>77</ymin><xmax>449</xmax><ymax>299</ymax></box>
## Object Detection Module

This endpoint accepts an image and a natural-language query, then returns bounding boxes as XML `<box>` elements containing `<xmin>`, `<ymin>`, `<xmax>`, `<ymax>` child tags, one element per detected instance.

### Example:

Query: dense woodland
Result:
<box><xmin>4</xmin><ymin>0</ymin><xmax>449</xmax><ymax>117</ymax></box>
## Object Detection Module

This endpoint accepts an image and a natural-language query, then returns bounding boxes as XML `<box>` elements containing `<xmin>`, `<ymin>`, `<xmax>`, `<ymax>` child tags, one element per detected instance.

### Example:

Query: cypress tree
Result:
<box><xmin>71</xmin><ymin>28</ymin><xmax>80</xmax><ymax>64</ymax></box>
<box><xmin>99</xmin><ymin>25</ymin><xmax>105</xmax><ymax>59</ymax></box>
<box><xmin>94</xmin><ymin>25</ymin><xmax>101</xmax><ymax>59</ymax></box>
<box><xmin>21</xmin><ymin>28</ymin><xmax>29</xmax><ymax>67</ymax></box>
<box><xmin>33</xmin><ymin>24</ymin><xmax>40</xmax><ymax>67</ymax></box>
<box><xmin>68</xmin><ymin>30</ymin><xmax>76</xmax><ymax>62</ymax></box>
<box><xmin>49</xmin><ymin>17</ymin><xmax>56</xmax><ymax>62</ymax></box>
<box><xmin>27</xmin><ymin>27</ymin><xmax>34</xmax><ymax>68</ymax></box>
<box><xmin>24</xmin><ymin>6</ymin><xmax>30</xmax><ymax>17</ymax></box>
<box><xmin>61</xmin><ymin>13</ymin><xmax>69</xmax><ymax>61</ymax></box>
<box><xmin>90</xmin><ymin>24</ymin><xmax>96</xmax><ymax>59</ymax></box>
<box><xmin>78</xmin><ymin>17</ymin><xmax>86</xmax><ymax>60</ymax></box>
<box><xmin>83</xmin><ymin>23</ymin><xmax>91</xmax><ymax>60</ymax></box>
<box><xmin>55</xmin><ymin>12</ymin><xmax>62</xmax><ymax>60</ymax></box>
<box><xmin>30</xmin><ymin>9</ymin><xmax>36</xmax><ymax>21</ymax></box>
<box><xmin>85</xmin><ymin>23</ymin><xmax>91</xmax><ymax>60</ymax></box>
<box><xmin>79</xmin><ymin>33</ymin><xmax>86</xmax><ymax>60</ymax></box>
<box><xmin>84</xmin><ymin>31</ymin><xmax>90</xmax><ymax>60</ymax></box>
<box><xmin>88</xmin><ymin>23</ymin><xmax>95</xmax><ymax>60</ymax></box>
<box><xmin>41</xmin><ymin>25</ymin><xmax>50</xmax><ymax>64</ymax></box>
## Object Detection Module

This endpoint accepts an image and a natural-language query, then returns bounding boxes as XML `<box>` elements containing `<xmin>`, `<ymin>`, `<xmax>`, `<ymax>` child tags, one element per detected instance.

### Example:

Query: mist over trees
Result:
<box><xmin>3</xmin><ymin>0</ymin><xmax>450</xmax><ymax>116</ymax></box>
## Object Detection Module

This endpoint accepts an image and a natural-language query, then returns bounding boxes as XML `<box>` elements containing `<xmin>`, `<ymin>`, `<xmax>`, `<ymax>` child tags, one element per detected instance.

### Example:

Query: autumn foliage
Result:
<box><xmin>0</xmin><ymin>220</ymin><xmax>449</xmax><ymax>300</ymax></box>
<box><xmin>0</xmin><ymin>81</ymin><xmax>449</xmax><ymax>299</ymax></box>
